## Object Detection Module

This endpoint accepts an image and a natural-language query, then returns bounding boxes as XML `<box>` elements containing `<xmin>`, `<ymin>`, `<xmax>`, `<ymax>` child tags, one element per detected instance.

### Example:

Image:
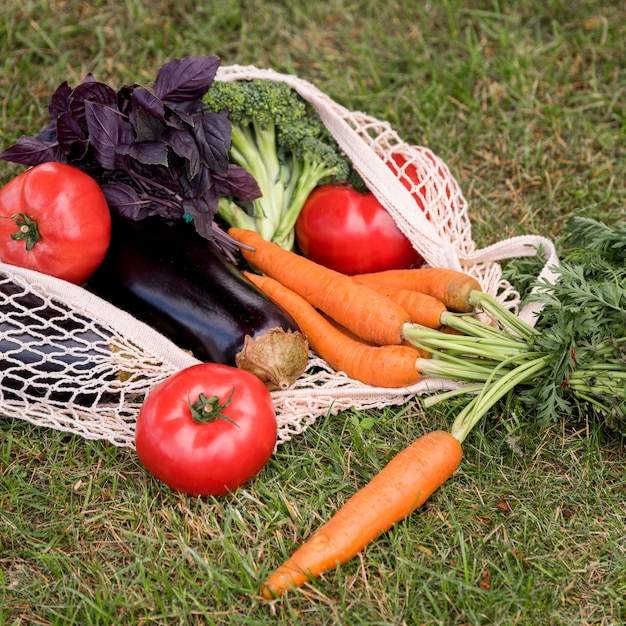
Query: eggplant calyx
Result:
<box><xmin>236</xmin><ymin>327</ymin><xmax>309</xmax><ymax>391</ymax></box>
<box><xmin>188</xmin><ymin>389</ymin><xmax>239</xmax><ymax>426</ymax></box>
<box><xmin>8</xmin><ymin>213</ymin><xmax>41</xmax><ymax>250</ymax></box>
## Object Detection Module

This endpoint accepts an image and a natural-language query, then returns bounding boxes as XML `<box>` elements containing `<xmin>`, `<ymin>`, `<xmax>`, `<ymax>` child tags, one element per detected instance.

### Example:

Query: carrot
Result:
<box><xmin>260</xmin><ymin>430</ymin><xmax>463</xmax><ymax>599</ymax></box>
<box><xmin>355</xmin><ymin>281</ymin><xmax>447</xmax><ymax>328</ymax></box>
<box><xmin>354</xmin><ymin>268</ymin><xmax>482</xmax><ymax>313</ymax></box>
<box><xmin>322</xmin><ymin>312</ymin><xmax>427</xmax><ymax>357</ymax></box>
<box><xmin>230</xmin><ymin>227</ymin><xmax>410</xmax><ymax>345</ymax></box>
<box><xmin>320</xmin><ymin>312</ymin><xmax>376</xmax><ymax>344</ymax></box>
<box><xmin>243</xmin><ymin>272</ymin><xmax>421</xmax><ymax>388</ymax></box>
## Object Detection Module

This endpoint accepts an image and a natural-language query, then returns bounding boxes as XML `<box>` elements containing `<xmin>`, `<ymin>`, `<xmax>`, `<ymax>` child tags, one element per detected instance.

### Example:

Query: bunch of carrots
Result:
<box><xmin>229</xmin><ymin>217</ymin><xmax>626</xmax><ymax>600</ymax></box>
<box><xmin>230</xmin><ymin>227</ymin><xmax>483</xmax><ymax>390</ymax></box>
<box><xmin>229</xmin><ymin>227</ymin><xmax>489</xmax><ymax>599</ymax></box>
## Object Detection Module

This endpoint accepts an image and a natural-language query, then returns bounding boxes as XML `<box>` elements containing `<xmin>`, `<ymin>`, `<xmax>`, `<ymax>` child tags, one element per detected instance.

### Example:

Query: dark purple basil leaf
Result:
<box><xmin>182</xmin><ymin>196</ymin><xmax>214</xmax><ymax>227</ymax></box>
<box><xmin>163</xmin><ymin>127</ymin><xmax>200</xmax><ymax>177</ymax></box>
<box><xmin>183</xmin><ymin>183</ymin><xmax>220</xmax><ymax>240</ymax></box>
<box><xmin>164</xmin><ymin>99</ymin><xmax>213</xmax><ymax>131</ymax></box>
<box><xmin>146</xmin><ymin>200</ymin><xmax>185</xmax><ymax>220</ymax></box>
<box><xmin>213</xmin><ymin>165</ymin><xmax>261</xmax><ymax>202</ymax></box>
<box><xmin>37</xmin><ymin>121</ymin><xmax>58</xmax><ymax>143</ymax></box>
<box><xmin>131</xmin><ymin>88</ymin><xmax>165</xmax><ymax>122</ymax></box>
<box><xmin>69</xmin><ymin>81</ymin><xmax>118</xmax><ymax>128</ymax></box>
<box><xmin>101</xmin><ymin>182</ymin><xmax>149</xmax><ymax>221</ymax></box>
<box><xmin>181</xmin><ymin>195</ymin><xmax>204</xmax><ymax>218</ymax></box>
<box><xmin>56</xmin><ymin>111</ymin><xmax>87</xmax><ymax>152</ymax></box>
<box><xmin>162</xmin><ymin>157</ymin><xmax>188</xmax><ymax>193</ymax></box>
<box><xmin>179</xmin><ymin>162</ymin><xmax>211</xmax><ymax>199</ymax></box>
<box><xmin>191</xmin><ymin>209</ymin><xmax>218</xmax><ymax>241</ymax></box>
<box><xmin>167</xmin><ymin>99</ymin><xmax>208</xmax><ymax>115</ymax></box>
<box><xmin>72</xmin><ymin>80</ymin><xmax>117</xmax><ymax>108</ymax></box>
<box><xmin>202</xmin><ymin>183</ymin><xmax>219</xmax><ymax>215</ymax></box>
<box><xmin>84</xmin><ymin>101</ymin><xmax>134</xmax><ymax>170</ymax></box>
<box><xmin>0</xmin><ymin>135</ymin><xmax>66</xmax><ymax>166</ymax></box>
<box><xmin>153</xmin><ymin>55</ymin><xmax>220</xmax><ymax>103</ymax></box>
<box><xmin>193</xmin><ymin>111</ymin><xmax>231</xmax><ymax>176</ymax></box>
<box><xmin>117</xmin><ymin>140</ymin><xmax>168</xmax><ymax>165</ymax></box>
<box><xmin>163</xmin><ymin>102</ymin><xmax>194</xmax><ymax>129</ymax></box>
<box><xmin>130</xmin><ymin>107</ymin><xmax>164</xmax><ymax>143</ymax></box>
<box><xmin>124</xmin><ymin>171</ymin><xmax>185</xmax><ymax>219</ymax></box>
<box><xmin>48</xmin><ymin>81</ymin><xmax>73</xmax><ymax>120</ymax></box>
<box><xmin>116</xmin><ymin>84</ymin><xmax>137</xmax><ymax>117</ymax></box>
<box><xmin>127</xmin><ymin>158</ymin><xmax>172</xmax><ymax>184</ymax></box>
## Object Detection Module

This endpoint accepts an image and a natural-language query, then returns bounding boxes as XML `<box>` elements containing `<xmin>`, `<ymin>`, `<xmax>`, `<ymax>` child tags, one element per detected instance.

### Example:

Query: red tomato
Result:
<box><xmin>0</xmin><ymin>162</ymin><xmax>111</xmax><ymax>284</ymax></box>
<box><xmin>295</xmin><ymin>183</ymin><xmax>424</xmax><ymax>275</ymax></box>
<box><xmin>388</xmin><ymin>150</ymin><xmax>451</xmax><ymax>218</ymax></box>
<box><xmin>135</xmin><ymin>363</ymin><xmax>278</xmax><ymax>497</ymax></box>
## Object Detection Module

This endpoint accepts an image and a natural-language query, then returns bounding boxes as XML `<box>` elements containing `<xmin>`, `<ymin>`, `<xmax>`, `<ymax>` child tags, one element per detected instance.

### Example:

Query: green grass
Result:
<box><xmin>1</xmin><ymin>1</ymin><xmax>625</xmax><ymax>624</ymax></box>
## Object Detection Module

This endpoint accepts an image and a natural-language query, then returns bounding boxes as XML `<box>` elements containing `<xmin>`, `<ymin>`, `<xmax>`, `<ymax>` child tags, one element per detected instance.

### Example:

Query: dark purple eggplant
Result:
<box><xmin>86</xmin><ymin>217</ymin><xmax>300</xmax><ymax>367</ymax></box>
<box><xmin>0</xmin><ymin>277</ymin><xmax>118</xmax><ymax>404</ymax></box>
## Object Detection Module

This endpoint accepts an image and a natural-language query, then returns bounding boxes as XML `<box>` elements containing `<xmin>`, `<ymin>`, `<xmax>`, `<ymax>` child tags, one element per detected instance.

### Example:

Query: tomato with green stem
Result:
<box><xmin>135</xmin><ymin>363</ymin><xmax>278</xmax><ymax>497</ymax></box>
<box><xmin>0</xmin><ymin>162</ymin><xmax>111</xmax><ymax>284</ymax></box>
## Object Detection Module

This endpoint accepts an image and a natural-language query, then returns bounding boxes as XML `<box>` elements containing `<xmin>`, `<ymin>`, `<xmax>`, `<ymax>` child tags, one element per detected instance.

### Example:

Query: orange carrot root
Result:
<box><xmin>355</xmin><ymin>281</ymin><xmax>447</xmax><ymax>328</ymax></box>
<box><xmin>260</xmin><ymin>430</ymin><xmax>463</xmax><ymax>599</ymax></box>
<box><xmin>230</xmin><ymin>227</ymin><xmax>410</xmax><ymax>345</ymax></box>
<box><xmin>244</xmin><ymin>272</ymin><xmax>421</xmax><ymax>388</ymax></box>
<box><xmin>354</xmin><ymin>268</ymin><xmax>482</xmax><ymax>313</ymax></box>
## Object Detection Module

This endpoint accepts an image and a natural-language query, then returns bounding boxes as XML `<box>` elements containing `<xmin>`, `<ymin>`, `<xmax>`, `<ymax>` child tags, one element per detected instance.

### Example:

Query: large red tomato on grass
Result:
<box><xmin>135</xmin><ymin>363</ymin><xmax>278</xmax><ymax>497</ymax></box>
<box><xmin>0</xmin><ymin>162</ymin><xmax>111</xmax><ymax>284</ymax></box>
<box><xmin>295</xmin><ymin>183</ymin><xmax>423</xmax><ymax>275</ymax></box>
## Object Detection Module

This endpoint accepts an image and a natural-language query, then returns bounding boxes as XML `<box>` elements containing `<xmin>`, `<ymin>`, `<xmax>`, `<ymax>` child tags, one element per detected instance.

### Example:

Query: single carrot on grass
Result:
<box><xmin>354</xmin><ymin>267</ymin><xmax>482</xmax><ymax>313</ymax></box>
<box><xmin>354</xmin><ymin>281</ymin><xmax>447</xmax><ymax>328</ymax></box>
<box><xmin>230</xmin><ymin>227</ymin><xmax>411</xmax><ymax>346</ymax></box>
<box><xmin>243</xmin><ymin>272</ymin><xmax>422</xmax><ymax>388</ymax></box>
<box><xmin>260</xmin><ymin>429</ymin><xmax>463</xmax><ymax>599</ymax></box>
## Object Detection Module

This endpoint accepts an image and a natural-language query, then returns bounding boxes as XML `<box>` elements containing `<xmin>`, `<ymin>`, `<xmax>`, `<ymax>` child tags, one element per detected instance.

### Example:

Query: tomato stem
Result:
<box><xmin>188</xmin><ymin>389</ymin><xmax>240</xmax><ymax>426</ymax></box>
<box><xmin>3</xmin><ymin>213</ymin><xmax>42</xmax><ymax>250</ymax></box>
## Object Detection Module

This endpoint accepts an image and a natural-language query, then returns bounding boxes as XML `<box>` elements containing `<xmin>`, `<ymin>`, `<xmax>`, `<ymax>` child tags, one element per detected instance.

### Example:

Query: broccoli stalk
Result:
<box><xmin>219</xmin><ymin>123</ymin><xmax>288</xmax><ymax>241</ymax></box>
<box><xmin>205</xmin><ymin>79</ymin><xmax>351</xmax><ymax>249</ymax></box>
<box><xmin>272</xmin><ymin>137</ymin><xmax>351</xmax><ymax>249</ymax></box>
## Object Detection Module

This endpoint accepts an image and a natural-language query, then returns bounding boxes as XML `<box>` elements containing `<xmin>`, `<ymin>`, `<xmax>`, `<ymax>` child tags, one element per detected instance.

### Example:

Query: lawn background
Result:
<box><xmin>1</xmin><ymin>1</ymin><xmax>625</xmax><ymax>624</ymax></box>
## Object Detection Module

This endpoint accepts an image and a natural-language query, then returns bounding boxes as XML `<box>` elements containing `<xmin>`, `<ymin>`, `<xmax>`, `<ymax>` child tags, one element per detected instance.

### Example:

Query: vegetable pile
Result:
<box><xmin>2</xmin><ymin>52</ymin><xmax>623</xmax><ymax>603</ymax></box>
<box><xmin>1</xmin><ymin>55</ymin><xmax>436</xmax><ymax>505</ymax></box>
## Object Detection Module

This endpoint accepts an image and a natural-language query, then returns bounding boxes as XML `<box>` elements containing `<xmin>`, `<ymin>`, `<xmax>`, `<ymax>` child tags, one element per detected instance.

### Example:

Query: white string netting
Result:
<box><xmin>0</xmin><ymin>65</ymin><xmax>560</xmax><ymax>449</ymax></box>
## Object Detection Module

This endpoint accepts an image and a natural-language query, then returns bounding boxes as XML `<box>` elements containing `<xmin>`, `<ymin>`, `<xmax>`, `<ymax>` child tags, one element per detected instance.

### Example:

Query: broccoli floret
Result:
<box><xmin>204</xmin><ymin>79</ymin><xmax>351</xmax><ymax>249</ymax></box>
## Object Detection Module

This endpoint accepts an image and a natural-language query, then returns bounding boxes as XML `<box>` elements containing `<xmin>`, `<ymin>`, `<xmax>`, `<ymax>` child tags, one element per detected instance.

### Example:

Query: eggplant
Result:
<box><xmin>0</xmin><ymin>278</ymin><xmax>118</xmax><ymax>404</ymax></box>
<box><xmin>87</xmin><ymin>217</ymin><xmax>300</xmax><ymax>367</ymax></box>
